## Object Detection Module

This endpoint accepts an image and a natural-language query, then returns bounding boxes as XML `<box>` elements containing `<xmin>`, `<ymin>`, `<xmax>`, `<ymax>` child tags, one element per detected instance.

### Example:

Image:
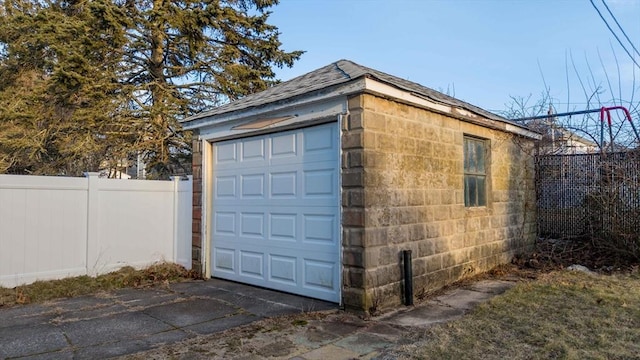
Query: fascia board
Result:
<box><xmin>195</xmin><ymin>97</ymin><xmax>348</xmax><ymax>142</ymax></box>
<box><xmin>182</xmin><ymin>80</ymin><xmax>366</xmax><ymax>131</ymax></box>
<box><xmin>363</xmin><ymin>78</ymin><xmax>542</xmax><ymax>140</ymax></box>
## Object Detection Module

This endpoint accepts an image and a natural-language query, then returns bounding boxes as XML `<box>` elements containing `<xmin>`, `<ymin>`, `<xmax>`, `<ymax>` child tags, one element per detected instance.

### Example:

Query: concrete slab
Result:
<box><xmin>316</xmin><ymin>319</ymin><xmax>364</xmax><ymax>337</ymax></box>
<box><xmin>73</xmin><ymin>338</ymin><xmax>151</xmax><ymax>359</ymax></box>
<box><xmin>142</xmin><ymin>328</ymin><xmax>194</xmax><ymax>346</ymax></box>
<box><xmin>6</xmin><ymin>279</ymin><xmax>488</xmax><ymax>359</ymax></box>
<box><xmin>112</xmin><ymin>288</ymin><xmax>185</xmax><ymax>308</ymax></box>
<box><xmin>61</xmin><ymin>311</ymin><xmax>173</xmax><ymax>347</ymax></box>
<box><xmin>0</xmin><ymin>305</ymin><xmax>57</xmax><ymax>328</ymax></box>
<box><xmin>212</xmin><ymin>291</ymin><xmax>302</xmax><ymax>317</ymax></box>
<box><xmin>1</xmin><ymin>279</ymin><xmax>339</xmax><ymax>359</ymax></box>
<box><xmin>143</xmin><ymin>298</ymin><xmax>239</xmax><ymax>327</ymax></box>
<box><xmin>48</xmin><ymin>295</ymin><xmax>114</xmax><ymax>311</ymax></box>
<box><xmin>18</xmin><ymin>349</ymin><xmax>74</xmax><ymax>360</ymax></box>
<box><xmin>0</xmin><ymin>323</ymin><xmax>68</xmax><ymax>359</ymax></box>
<box><xmin>300</xmin><ymin>344</ymin><xmax>361</xmax><ymax>360</ymax></box>
<box><xmin>364</xmin><ymin>323</ymin><xmax>407</xmax><ymax>339</ymax></box>
<box><xmin>382</xmin><ymin>301</ymin><xmax>466</xmax><ymax>327</ymax></box>
<box><xmin>466</xmin><ymin>280</ymin><xmax>516</xmax><ymax>294</ymax></box>
<box><xmin>73</xmin><ymin>329</ymin><xmax>192</xmax><ymax>358</ymax></box>
<box><xmin>255</xmin><ymin>339</ymin><xmax>297</xmax><ymax>357</ymax></box>
<box><xmin>168</xmin><ymin>280</ymin><xmax>227</xmax><ymax>296</ymax></box>
<box><xmin>233</xmin><ymin>355</ymin><xmax>265</xmax><ymax>360</ymax></box>
<box><xmin>196</xmin><ymin>278</ymin><xmax>255</xmax><ymax>293</ymax></box>
<box><xmin>184</xmin><ymin>313</ymin><xmax>260</xmax><ymax>335</ymax></box>
<box><xmin>294</xmin><ymin>327</ymin><xmax>340</xmax><ymax>347</ymax></box>
<box><xmin>245</xmin><ymin>290</ymin><xmax>335</xmax><ymax>313</ymax></box>
<box><xmin>434</xmin><ymin>288</ymin><xmax>496</xmax><ymax>310</ymax></box>
<box><xmin>204</xmin><ymin>279</ymin><xmax>336</xmax><ymax>312</ymax></box>
<box><xmin>333</xmin><ymin>333</ymin><xmax>394</xmax><ymax>355</ymax></box>
<box><xmin>52</xmin><ymin>303</ymin><xmax>128</xmax><ymax>322</ymax></box>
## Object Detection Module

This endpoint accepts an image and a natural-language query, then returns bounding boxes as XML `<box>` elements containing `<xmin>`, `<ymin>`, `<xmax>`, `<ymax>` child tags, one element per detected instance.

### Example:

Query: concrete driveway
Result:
<box><xmin>1</xmin><ymin>277</ymin><xmax>518</xmax><ymax>359</ymax></box>
<box><xmin>0</xmin><ymin>279</ymin><xmax>336</xmax><ymax>359</ymax></box>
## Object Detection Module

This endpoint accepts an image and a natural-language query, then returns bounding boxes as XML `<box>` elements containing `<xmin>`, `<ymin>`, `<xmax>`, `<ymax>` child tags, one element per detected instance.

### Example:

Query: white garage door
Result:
<box><xmin>211</xmin><ymin>122</ymin><xmax>340</xmax><ymax>302</ymax></box>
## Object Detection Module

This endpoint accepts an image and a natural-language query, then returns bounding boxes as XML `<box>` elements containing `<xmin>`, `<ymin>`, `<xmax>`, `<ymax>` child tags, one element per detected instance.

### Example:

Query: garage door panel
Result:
<box><xmin>239</xmin><ymin>212</ymin><xmax>264</xmax><ymax>238</ymax></box>
<box><xmin>303</xmin><ymin>125</ymin><xmax>335</xmax><ymax>153</ymax></box>
<box><xmin>216</xmin><ymin>162</ymin><xmax>337</xmax><ymax>201</ymax></box>
<box><xmin>270</xmin><ymin>132</ymin><xmax>297</xmax><ymax>159</ymax></box>
<box><xmin>214</xmin><ymin>196</ymin><xmax>336</xmax><ymax>207</ymax></box>
<box><xmin>239</xmin><ymin>250</ymin><xmax>264</xmax><ymax>279</ymax></box>
<box><xmin>214</xmin><ymin>207</ymin><xmax>337</xmax><ymax>247</ymax></box>
<box><xmin>270</xmin><ymin>171</ymin><xmax>297</xmax><ymax>198</ymax></box>
<box><xmin>269</xmin><ymin>213</ymin><xmax>297</xmax><ymax>241</ymax></box>
<box><xmin>303</xmin><ymin>259</ymin><xmax>336</xmax><ymax>292</ymax></box>
<box><xmin>214</xmin><ymin>237</ymin><xmax>335</xmax><ymax>254</ymax></box>
<box><xmin>216</xmin><ymin>143</ymin><xmax>237</xmax><ymax>164</ymax></box>
<box><xmin>212</xmin><ymin>245</ymin><xmax>340</xmax><ymax>301</ymax></box>
<box><xmin>241</xmin><ymin>138</ymin><xmax>265</xmax><ymax>162</ymax></box>
<box><xmin>212</xmin><ymin>123</ymin><xmax>340</xmax><ymax>303</ymax></box>
<box><xmin>303</xmin><ymin>214</ymin><xmax>336</xmax><ymax>244</ymax></box>
<box><xmin>240</xmin><ymin>174</ymin><xmax>265</xmax><ymax>198</ymax></box>
<box><xmin>213</xmin><ymin>247</ymin><xmax>235</xmax><ymax>274</ymax></box>
<box><xmin>214</xmin><ymin>175</ymin><xmax>236</xmax><ymax>199</ymax></box>
<box><xmin>302</xmin><ymin>124</ymin><xmax>338</xmax><ymax>163</ymax></box>
<box><xmin>303</xmin><ymin>169</ymin><xmax>336</xmax><ymax>198</ymax></box>
<box><xmin>214</xmin><ymin>211</ymin><xmax>236</xmax><ymax>235</ymax></box>
<box><xmin>269</xmin><ymin>254</ymin><xmax>297</xmax><ymax>285</ymax></box>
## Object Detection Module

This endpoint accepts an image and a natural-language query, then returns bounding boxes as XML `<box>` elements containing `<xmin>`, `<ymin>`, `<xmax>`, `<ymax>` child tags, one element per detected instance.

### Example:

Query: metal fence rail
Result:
<box><xmin>536</xmin><ymin>151</ymin><xmax>640</xmax><ymax>239</ymax></box>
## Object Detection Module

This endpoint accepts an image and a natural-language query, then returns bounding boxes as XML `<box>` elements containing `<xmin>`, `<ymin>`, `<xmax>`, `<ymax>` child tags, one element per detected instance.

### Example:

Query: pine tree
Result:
<box><xmin>0</xmin><ymin>0</ymin><xmax>301</xmax><ymax>176</ymax></box>
<box><xmin>0</xmin><ymin>0</ymin><xmax>132</xmax><ymax>175</ymax></box>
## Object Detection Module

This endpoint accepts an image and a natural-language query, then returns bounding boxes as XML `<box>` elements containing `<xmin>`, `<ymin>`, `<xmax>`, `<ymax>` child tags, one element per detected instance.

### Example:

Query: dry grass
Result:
<box><xmin>393</xmin><ymin>270</ymin><xmax>640</xmax><ymax>360</ymax></box>
<box><xmin>0</xmin><ymin>262</ymin><xmax>198</xmax><ymax>307</ymax></box>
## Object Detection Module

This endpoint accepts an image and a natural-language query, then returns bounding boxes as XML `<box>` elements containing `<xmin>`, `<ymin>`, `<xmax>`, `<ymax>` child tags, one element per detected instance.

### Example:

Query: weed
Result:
<box><xmin>224</xmin><ymin>338</ymin><xmax>241</xmax><ymax>352</ymax></box>
<box><xmin>391</xmin><ymin>271</ymin><xmax>640</xmax><ymax>359</ymax></box>
<box><xmin>0</xmin><ymin>262</ymin><xmax>197</xmax><ymax>307</ymax></box>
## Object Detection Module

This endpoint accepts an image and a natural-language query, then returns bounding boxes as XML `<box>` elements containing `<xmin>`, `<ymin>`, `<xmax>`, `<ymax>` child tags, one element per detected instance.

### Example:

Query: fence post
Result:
<box><xmin>170</xmin><ymin>176</ymin><xmax>180</xmax><ymax>265</ymax></box>
<box><xmin>85</xmin><ymin>172</ymin><xmax>100</xmax><ymax>276</ymax></box>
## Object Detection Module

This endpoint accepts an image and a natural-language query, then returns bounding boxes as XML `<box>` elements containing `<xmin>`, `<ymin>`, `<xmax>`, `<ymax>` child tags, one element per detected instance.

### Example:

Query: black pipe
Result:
<box><xmin>403</xmin><ymin>250</ymin><xmax>413</xmax><ymax>306</ymax></box>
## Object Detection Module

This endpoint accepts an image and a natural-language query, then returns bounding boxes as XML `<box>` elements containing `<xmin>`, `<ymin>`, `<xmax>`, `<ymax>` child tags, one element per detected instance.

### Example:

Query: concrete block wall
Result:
<box><xmin>191</xmin><ymin>134</ymin><xmax>203</xmax><ymax>275</ymax></box>
<box><xmin>341</xmin><ymin>94</ymin><xmax>536</xmax><ymax>313</ymax></box>
<box><xmin>341</xmin><ymin>96</ymin><xmax>368</xmax><ymax>311</ymax></box>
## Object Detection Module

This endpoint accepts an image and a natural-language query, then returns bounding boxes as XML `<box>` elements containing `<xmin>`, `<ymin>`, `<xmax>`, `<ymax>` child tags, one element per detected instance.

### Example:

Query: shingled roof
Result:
<box><xmin>183</xmin><ymin>59</ymin><xmax>510</xmax><ymax>124</ymax></box>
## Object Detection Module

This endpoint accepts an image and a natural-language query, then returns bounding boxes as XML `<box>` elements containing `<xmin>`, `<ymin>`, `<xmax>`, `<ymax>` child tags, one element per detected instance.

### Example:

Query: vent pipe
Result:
<box><xmin>403</xmin><ymin>250</ymin><xmax>413</xmax><ymax>306</ymax></box>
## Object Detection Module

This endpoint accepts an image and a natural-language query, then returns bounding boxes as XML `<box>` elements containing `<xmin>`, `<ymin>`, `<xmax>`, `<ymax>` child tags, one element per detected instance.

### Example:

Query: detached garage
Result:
<box><xmin>182</xmin><ymin>60</ymin><xmax>540</xmax><ymax>313</ymax></box>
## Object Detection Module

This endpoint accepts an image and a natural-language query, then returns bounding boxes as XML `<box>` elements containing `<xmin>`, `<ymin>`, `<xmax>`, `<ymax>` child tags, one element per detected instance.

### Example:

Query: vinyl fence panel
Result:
<box><xmin>0</xmin><ymin>174</ymin><xmax>192</xmax><ymax>288</ymax></box>
<box><xmin>0</xmin><ymin>176</ymin><xmax>88</xmax><ymax>287</ymax></box>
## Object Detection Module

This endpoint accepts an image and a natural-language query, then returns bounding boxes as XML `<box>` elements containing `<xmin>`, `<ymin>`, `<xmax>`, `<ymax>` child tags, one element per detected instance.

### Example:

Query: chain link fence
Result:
<box><xmin>536</xmin><ymin>151</ymin><xmax>640</xmax><ymax>240</ymax></box>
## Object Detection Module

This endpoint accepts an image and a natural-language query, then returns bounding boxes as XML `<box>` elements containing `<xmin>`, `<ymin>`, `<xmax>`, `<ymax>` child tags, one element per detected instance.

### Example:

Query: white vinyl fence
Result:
<box><xmin>0</xmin><ymin>173</ymin><xmax>192</xmax><ymax>288</ymax></box>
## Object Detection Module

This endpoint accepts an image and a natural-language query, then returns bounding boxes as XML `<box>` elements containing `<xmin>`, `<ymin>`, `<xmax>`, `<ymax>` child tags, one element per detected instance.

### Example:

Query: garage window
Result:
<box><xmin>464</xmin><ymin>136</ymin><xmax>488</xmax><ymax>207</ymax></box>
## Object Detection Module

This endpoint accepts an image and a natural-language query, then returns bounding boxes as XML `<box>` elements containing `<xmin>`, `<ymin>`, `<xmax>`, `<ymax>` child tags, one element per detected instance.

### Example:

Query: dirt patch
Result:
<box><xmin>514</xmin><ymin>237</ymin><xmax>640</xmax><ymax>273</ymax></box>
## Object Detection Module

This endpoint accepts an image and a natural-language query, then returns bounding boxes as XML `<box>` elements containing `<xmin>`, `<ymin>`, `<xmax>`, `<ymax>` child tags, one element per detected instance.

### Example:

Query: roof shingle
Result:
<box><xmin>183</xmin><ymin>59</ymin><xmax>508</xmax><ymax>124</ymax></box>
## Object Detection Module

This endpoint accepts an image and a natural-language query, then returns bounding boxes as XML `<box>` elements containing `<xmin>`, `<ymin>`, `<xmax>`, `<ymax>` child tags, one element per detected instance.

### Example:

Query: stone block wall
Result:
<box><xmin>341</xmin><ymin>94</ymin><xmax>536</xmax><ymax>313</ymax></box>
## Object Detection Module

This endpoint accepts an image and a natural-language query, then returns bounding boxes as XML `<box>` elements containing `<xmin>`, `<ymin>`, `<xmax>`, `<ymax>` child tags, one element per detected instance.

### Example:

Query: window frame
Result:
<box><xmin>463</xmin><ymin>135</ymin><xmax>489</xmax><ymax>207</ymax></box>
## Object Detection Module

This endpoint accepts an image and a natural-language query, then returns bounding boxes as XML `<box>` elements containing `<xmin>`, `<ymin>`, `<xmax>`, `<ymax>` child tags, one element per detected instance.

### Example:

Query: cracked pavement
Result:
<box><xmin>0</xmin><ymin>279</ymin><xmax>516</xmax><ymax>359</ymax></box>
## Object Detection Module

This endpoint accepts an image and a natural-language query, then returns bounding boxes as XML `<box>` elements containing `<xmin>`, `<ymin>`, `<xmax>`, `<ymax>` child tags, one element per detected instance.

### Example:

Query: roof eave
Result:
<box><xmin>182</xmin><ymin>79</ymin><xmax>366</xmax><ymax>131</ymax></box>
<box><xmin>362</xmin><ymin>78</ymin><xmax>542</xmax><ymax>140</ymax></box>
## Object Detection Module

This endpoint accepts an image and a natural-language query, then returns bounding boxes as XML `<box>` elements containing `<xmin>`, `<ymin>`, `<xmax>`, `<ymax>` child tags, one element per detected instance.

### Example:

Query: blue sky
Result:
<box><xmin>269</xmin><ymin>0</ymin><xmax>640</xmax><ymax>115</ymax></box>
